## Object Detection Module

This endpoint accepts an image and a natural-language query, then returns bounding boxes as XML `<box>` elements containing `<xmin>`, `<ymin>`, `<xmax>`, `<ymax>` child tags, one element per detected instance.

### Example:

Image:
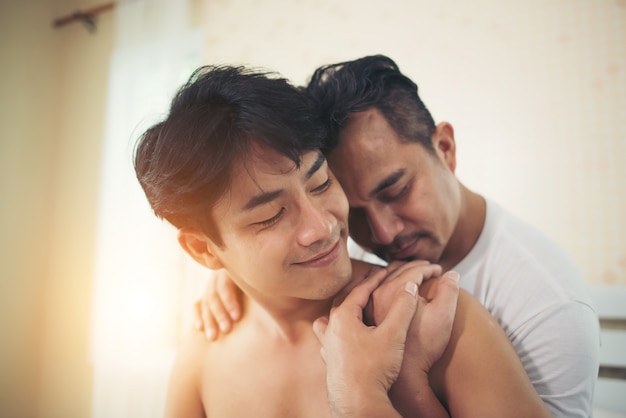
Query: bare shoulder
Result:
<box><xmin>163</xmin><ymin>330</ymin><xmax>211</xmax><ymax>418</ymax></box>
<box><xmin>350</xmin><ymin>258</ymin><xmax>385</xmax><ymax>278</ymax></box>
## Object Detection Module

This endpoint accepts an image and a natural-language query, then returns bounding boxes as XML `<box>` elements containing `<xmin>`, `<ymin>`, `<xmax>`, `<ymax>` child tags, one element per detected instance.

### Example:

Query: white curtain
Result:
<box><xmin>90</xmin><ymin>1</ymin><xmax>206</xmax><ymax>417</ymax></box>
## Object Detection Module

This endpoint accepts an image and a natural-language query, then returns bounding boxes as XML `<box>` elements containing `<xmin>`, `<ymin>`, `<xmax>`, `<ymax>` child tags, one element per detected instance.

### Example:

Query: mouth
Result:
<box><xmin>386</xmin><ymin>235</ymin><xmax>424</xmax><ymax>261</ymax></box>
<box><xmin>295</xmin><ymin>240</ymin><xmax>342</xmax><ymax>268</ymax></box>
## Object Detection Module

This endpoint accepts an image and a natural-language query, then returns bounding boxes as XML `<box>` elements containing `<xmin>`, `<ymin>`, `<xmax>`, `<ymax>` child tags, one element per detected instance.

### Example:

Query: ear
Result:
<box><xmin>177</xmin><ymin>228</ymin><xmax>224</xmax><ymax>270</ymax></box>
<box><xmin>432</xmin><ymin>122</ymin><xmax>457</xmax><ymax>173</ymax></box>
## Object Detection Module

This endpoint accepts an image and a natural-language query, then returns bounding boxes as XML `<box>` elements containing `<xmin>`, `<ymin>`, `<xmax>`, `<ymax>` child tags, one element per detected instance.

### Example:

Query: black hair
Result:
<box><xmin>306</xmin><ymin>54</ymin><xmax>436</xmax><ymax>154</ymax></box>
<box><xmin>134</xmin><ymin>65</ymin><xmax>326</xmax><ymax>246</ymax></box>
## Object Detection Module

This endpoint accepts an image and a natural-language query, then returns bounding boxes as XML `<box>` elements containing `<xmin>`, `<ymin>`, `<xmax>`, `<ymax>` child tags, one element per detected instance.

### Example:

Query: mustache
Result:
<box><xmin>382</xmin><ymin>232</ymin><xmax>428</xmax><ymax>259</ymax></box>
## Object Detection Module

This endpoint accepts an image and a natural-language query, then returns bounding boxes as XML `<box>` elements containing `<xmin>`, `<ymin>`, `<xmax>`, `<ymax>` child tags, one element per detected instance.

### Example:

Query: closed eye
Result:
<box><xmin>312</xmin><ymin>178</ymin><xmax>332</xmax><ymax>193</ymax></box>
<box><xmin>255</xmin><ymin>207</ymin><xmax>285</xmax><ymax>228</ymax></box>
<box><xmin>380</xmin><ymin>183</ymin><xmax>410</xmax><ymax>203</ymax></box>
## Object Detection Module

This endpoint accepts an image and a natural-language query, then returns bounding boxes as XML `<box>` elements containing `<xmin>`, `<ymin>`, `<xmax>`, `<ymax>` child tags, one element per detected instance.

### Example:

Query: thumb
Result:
<box><xmin>312</xmin><ymin>316</ymin><xmax>329</xmax><ymax>343</ymax></box>
<box><xmin>378</xmin><ymin>282</ymin><xmax>419</xmax><ymax>339</ymax></box>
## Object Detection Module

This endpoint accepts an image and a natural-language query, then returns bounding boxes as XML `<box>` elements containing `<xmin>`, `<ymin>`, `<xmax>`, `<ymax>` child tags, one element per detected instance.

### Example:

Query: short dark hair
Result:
<box><xmin>134</xmin><ymin>65</ymin><xmax>326</xmax><ymax>246</ymax></box>
<box><xmin>306</xmin><ymin>54</ymin><xmax>436</xmax><ymax>154</ymax></box>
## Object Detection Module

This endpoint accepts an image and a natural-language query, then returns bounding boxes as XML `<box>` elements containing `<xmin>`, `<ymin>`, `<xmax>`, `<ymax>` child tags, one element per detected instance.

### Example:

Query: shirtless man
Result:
<box><xmin>134</xmin><ymin>64</ymin><xmax>550</xmax><ymax>417</ymax></box>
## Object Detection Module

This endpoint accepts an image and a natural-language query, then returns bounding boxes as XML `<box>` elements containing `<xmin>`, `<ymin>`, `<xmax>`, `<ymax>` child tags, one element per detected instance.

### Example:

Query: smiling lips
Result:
<box><xmin>296</xmin><ymin>241</ymin><xmax>342</xmax><ymax>267</ymax></box>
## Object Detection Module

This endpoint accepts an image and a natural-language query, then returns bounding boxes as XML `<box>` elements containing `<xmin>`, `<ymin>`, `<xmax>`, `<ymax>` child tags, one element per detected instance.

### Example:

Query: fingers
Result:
<box><xmin>196</xmin><ymin>271</ymin><xmax>234</xmax><ymax>340</ymax></box>
<box><xmin>207</xmin><ymin>297</ymin><xmax>232</xmax><ymax>335</ymax></box>
<box><xmin>331</xmin><ymin>267</ymin><xmax>387</xmax><ymax>310</ymax></box>
<box><xmin>312</xmin><ymin>316</ymin><xmax>329</xmax><ymax>341</ymax></box>
<box><xmin>312</xmin><ymin>317</ymin><xmax>329</xmax><ymax>363</ymax></box>
<box><xmin>429</xmin><ymin>271</ymin><xmax>461</xmax><ymax>327</ymax></box>
<box><xmin>193</xmin><ymin>300</ymin><xmax>205</xmax><ymax>332</ymax></box>
<box><xmin>201</xmin><ymin>299</ymin><xmax>220</xmax><ymax>340</ymax></box>
<box><xmin>386</xmin><ymin>259</ymin><xmax>426</xmax><ymax>271</ymax></box>
<box><xmin>216</xmin><ymin>271</ymin><xmax>241</xmax><ymax>321</ymax></box>
<box><xmin>383</xmin><ymin>261</ymin><xmax>442</xmax><ymax>287</ymax></box>
<box><xmin>194</xmin><ymin>298</ymin><xmax>221</xmax><ymax>340</ymax></box>
<box><xmin>332</xmin><ymin>267</ymin><xmax>388</xmax><ymax>313</ymax></box>
<box><xmin>200</xmin><ymin>270</ymin><xmax>242</xmax><ymax>340</ymax></box>
<box><xmin>378</xmin><ymin>281</ymin><xmax>419</xmax><ymax>340</ymax></box>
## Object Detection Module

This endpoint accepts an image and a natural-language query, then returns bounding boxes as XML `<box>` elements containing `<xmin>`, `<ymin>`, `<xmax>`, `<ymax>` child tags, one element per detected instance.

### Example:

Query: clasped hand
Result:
<box><xmin>312</xmin><ymin>261</ymin><xmax>460</xmax><ymax>417</ymax></box>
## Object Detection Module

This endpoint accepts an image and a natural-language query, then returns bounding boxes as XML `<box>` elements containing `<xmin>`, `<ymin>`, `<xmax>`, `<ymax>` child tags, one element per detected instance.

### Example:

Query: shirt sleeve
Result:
<box><xmin>510</xmin><ymin>300</ymin><xmax>600</xmax><ymax>417</ymax></box>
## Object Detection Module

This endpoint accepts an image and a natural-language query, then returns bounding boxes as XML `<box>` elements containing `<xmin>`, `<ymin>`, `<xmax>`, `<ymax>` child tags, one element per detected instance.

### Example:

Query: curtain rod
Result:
<box><xmin>52</xmin><ymin>2</ymin><xmax>116</xmax><ymax>32</ymax></box>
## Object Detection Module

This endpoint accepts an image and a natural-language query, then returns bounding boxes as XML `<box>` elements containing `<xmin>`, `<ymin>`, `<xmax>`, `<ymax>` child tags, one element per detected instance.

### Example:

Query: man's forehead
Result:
<box><xmin>226</xmin><ymin>149</ymin><xmax>324</xmax><ymax>208</ymax></box>
<box><xmin>327</xmin><ymin>141</ymin><xmax>410</xmax><ymax>203</ymax></box>
<box><xmin>239</xmin><ymin>146</ymin><xmax>322</xmax><ymax>175</ymax></box>
<box><xmin>242</xmin><ymin>143</ymin><xmax>300</xmax><ymax>172</ymax></box>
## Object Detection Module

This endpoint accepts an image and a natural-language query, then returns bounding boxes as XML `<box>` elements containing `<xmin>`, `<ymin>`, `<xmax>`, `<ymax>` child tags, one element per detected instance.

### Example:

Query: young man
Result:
<box><xmin>198</xmin><ymin>55</ymin><xmax>600</xmax><ymax>417</ymax></box>
<box><xmin>135</xmin><ymin>64</ymin><xmax>549</xmax><ymax>417</ymax></box>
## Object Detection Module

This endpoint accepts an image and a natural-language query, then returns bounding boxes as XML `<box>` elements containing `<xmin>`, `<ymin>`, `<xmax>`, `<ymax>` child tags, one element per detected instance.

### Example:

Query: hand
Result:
<box><xmin>312</xmin><ymin>268</ymin><xmax>418</xmax><ymax>418</ymax></box>
<box><xmin>193</xmin><ymin>269</ymin><xmax>242</xmax><ymax>340</ymax></box>
<box><xmin>389</xmin><ymin>269</ymin><xmax>460</xmax><ymax>418</ymax></box>
<box><xmin>366</xmin><ymin>261</ymin><xmax>459</xmax><ymax>375</ymax></box>
<box><xmin>365</xmin><ymin>260</ymin><xmax>442</xmax><ymax>326</ymax></box>
<box><xmin>402</xmin><ymin>270</ymin><xmax>460</xmax><ymax>374</ymax></box>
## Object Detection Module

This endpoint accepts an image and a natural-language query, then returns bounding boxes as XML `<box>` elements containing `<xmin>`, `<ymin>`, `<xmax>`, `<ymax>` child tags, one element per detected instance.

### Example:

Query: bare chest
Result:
<box><xmin>201</xmin><ymin>338</ymin><xmax>332</xmax><ymax>418</ymax></box>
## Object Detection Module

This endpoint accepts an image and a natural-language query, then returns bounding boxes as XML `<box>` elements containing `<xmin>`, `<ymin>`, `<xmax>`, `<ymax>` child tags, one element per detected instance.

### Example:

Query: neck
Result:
<box><xmin>438</xmin><ymin>184</ymin><xmax>486</xmax><ymax>271</ymax></box>
<box><xmin>242</xmin><ymin>293</ymin><xmax>334</xmax><ymax>343</ymax></box>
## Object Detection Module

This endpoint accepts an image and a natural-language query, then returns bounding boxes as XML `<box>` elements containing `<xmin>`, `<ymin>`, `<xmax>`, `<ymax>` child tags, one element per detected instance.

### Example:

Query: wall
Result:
<box><xmin>197</xmin><ymin>0</ymin><xmax>626</xmax><ymax>285</ymax></box>
<box><xmin>0</xmin><ymin>0</ymin><xmax>113</xmax><ymax>416</ymax></box>
<box><xmin>0</xmin><ymin>1</ymin><xmax>624</xmax><ymax>417</ymax></box>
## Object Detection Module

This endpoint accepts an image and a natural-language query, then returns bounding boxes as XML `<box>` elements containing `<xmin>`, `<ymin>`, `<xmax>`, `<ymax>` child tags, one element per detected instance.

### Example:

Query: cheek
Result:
<box><xmin>236</xmin><ymin>240</ymin><xmax>290</xmax><ymax>290</ymax></box>
<box><xmin>432</xmin><ymin>174</ymin><xmax>460</xmax><ymax>226</ymax></box>
<box><xmin>405</xmin><ymin>175</ymin><xmax>448</xmax><ymax>223</ymax></box>
<box><xmin>400</xmin><ymin>189</ymin><xmax>430</xmax><ymax>224</ymax></box>
<box><xmin>227</xmin><ymin>232</ymin><xmax>284</xmax><ymax>271</ymax></box>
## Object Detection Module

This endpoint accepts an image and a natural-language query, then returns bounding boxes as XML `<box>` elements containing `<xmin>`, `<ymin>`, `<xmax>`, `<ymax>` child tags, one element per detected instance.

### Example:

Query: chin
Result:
<box><xmin>330</xmin><ymin>267</ymin><xmax>353</xmax><ymax>295</ymax></box>
<box><xmin>313</xmin><ymin>280</ymin><xmax>349</xmax><ymax>301</ymax></box>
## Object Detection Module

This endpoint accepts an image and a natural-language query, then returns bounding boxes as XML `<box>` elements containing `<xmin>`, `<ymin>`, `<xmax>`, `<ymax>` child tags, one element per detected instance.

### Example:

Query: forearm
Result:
<box><xmin>331</xmin><ymin>389</ymin><xmax>402</xmax><ymax>418</ymax></box>
<box><xmin>389</xmin><ymin>370</ymin><xmax>449</xmax><ymax>418</ymax></box>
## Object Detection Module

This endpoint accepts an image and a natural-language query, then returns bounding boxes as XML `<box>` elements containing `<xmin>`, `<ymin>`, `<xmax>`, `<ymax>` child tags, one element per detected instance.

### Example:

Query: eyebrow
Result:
<box><xmin>241</xmin><ymin>152</ymin><xmax>326</xmax><ymax>212</ymax></box>
<box><xmin>242</xmin><ymin>189</ymin><xmax>284</xmax><ymax>212</ymax></box>
<box><xmin>306</xmin><ymin>152</ymin><xmax>326</xmax><ymax>181</ymax></box>
<box><xmin>370</xmin><ymin>170</ymin><xmax>404</xmax><ymax>197</ymax></box>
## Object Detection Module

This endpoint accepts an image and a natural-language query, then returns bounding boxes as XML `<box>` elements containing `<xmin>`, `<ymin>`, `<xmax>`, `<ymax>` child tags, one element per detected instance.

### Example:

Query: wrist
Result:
<box><xmin>330</xmin><ymin>387</ymin><xmax>399</xmax><ymax>418</ymax></box>
<box><xmin>392</xmin><ymin>367</ymin><xmax>429</xmax><ymax>399</ymax></box>
<box><xmin>390</xmin><ymin>371</ymin><xmax>449</xmax><ymax>418</ymax></box>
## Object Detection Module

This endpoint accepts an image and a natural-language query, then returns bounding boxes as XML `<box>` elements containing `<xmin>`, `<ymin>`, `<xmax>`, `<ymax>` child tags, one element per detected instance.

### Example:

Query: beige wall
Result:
<box><xmin>197</xmin><ymin>0</ymin><xmax>626</xmax><ymax>285</ymax></box>
<box><xmin>0</xmin><ymin>0</ymin><xmax>113</xmax><ymax>416</ymax></box>
<box><xmin>0</xmin><ymin>1</ymin><xmax>624</xmax><ymax>417</ymax></box>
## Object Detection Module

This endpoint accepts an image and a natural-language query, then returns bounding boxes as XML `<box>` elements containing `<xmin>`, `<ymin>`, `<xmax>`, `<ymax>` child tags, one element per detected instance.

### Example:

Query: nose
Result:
<box><xmin>367</xmin><ymin>205</ymin><xmax>403</xmax><ymax>245</ymax></box>
<box><xmin>296</xmin><ymin>198</ymin><xmax>335</xmax><ymax>248</ymax></box>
